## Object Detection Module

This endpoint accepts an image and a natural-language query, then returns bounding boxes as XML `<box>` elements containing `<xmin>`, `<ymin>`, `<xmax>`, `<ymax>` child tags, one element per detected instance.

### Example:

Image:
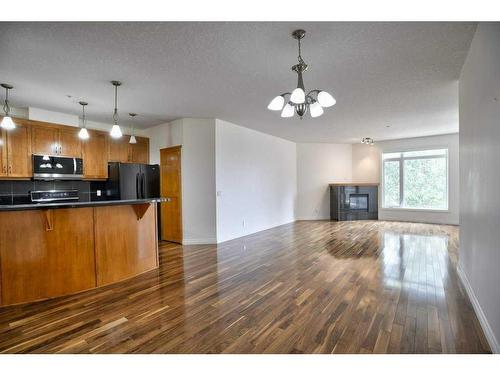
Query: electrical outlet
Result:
<box><xmin>96</xmin><ymin>190</ymin><xmax>102</xmax><ymax>197</ymax></box>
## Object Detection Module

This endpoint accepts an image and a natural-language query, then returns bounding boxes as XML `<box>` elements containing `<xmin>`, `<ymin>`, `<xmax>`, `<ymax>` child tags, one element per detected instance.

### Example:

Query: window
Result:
<box><xmin>382</xmin><ymin>148</ymin><xmax>448</xmax><ymax>210</ymax></box>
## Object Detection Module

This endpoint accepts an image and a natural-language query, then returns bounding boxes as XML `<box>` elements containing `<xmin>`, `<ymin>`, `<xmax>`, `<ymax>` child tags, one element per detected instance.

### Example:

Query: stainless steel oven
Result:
<box><xmin>32</xmin><ymin>155</ymin><xmax>83</xmax><ymax>180</ymax></box>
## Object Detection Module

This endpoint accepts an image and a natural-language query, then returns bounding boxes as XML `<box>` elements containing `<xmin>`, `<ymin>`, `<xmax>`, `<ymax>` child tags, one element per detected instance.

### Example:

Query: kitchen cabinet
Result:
<box><xmin>108</xmin><ymin>137</ymin><xmax>130</xmax><ymax>162</ymax></box>
<box><xmin>0</xmin><ymin>129</ymin><xmax>6</xmax><ymax>176</ymax></box>
<box><xmin>32</xmin><ymin>123</ymin><xmax>82</xmax><ymax>157</ymax></box>
<box><xmin>129</xmin><ymin>136</ymin><xmax>150</xmax><ymax>163</ymax></box>
<box><xmin>0</xmin><ymin>207</ymin><xmax>96</xmax><ymax>306</ymax></box>
<box><xmin>58</xmin><ymin>127</ymin><xmax>82</xmax><ymax>157</ymax></box>
<box><xmin>5</xmin><ymin>120</ymin><xmax>32</xmax><ymax>178</ymax></box>
<box><xmin>83</xmin><ymin>130</ymin><xmax>108</xmax><ymax>179</ymax></box>
<box><xmin>31</xmin><ymin>124</ymin><xmax>58</xmax><ymax>155</ymax></box>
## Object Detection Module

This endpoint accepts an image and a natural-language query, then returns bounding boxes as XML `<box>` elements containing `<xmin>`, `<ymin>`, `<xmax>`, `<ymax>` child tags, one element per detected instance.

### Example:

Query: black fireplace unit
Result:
<box><xmin>330</xmin><ymin>184</ymin><xmax>378</xmax><ymax>221</ymax></box>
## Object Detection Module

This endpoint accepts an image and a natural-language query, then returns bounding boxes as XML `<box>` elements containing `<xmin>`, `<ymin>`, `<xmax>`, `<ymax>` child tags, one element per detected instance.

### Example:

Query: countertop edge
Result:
<box><xmin>0</xmin><ymin>198</ymin><xmax>165</xmax><ymax>212</ymax></box>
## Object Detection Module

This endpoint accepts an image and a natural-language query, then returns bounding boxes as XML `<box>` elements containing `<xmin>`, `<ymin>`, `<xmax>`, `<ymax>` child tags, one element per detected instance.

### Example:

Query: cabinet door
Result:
<box><xmin>129</xmin><ymin>136</ymin><xmax>149</xmax><ymax>163</ymax></box>
<box><xmin>7</xmin><ymin>122</ymin><xmax>32</xmax><ymax>177</ymax></box>
<box><xmin>0</xmin><ymin>208</ymin><xmax>96</xmax><ymax>306</ymax></box>
<box><xmin>108</xmin><ymin>137</ymin><xmax>130</xmax><ymax>162</ymax></box>
<box><xmin>58</xmin><ymin>127</ymin><xmax>82</xmax><ymax>157</ymax></box>
<box><xmin>32</xmin><ymin>125</ymin><xmax>58</xmax><ymax>155</ymax></box>
<box><xmin>83</xmin><ymin>130</ymin><xmax>108</xmax><ymax>179</ymax></box>
<box><xmin>0</xmin><ymin>129</ymin><xmax>7</xmax><ymax>176</ymax></box>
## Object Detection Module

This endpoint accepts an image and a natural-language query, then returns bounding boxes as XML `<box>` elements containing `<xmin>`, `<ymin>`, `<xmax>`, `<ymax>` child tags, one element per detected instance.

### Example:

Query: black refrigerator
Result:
<box><xmin>106</xmin><ymin>162</ymin><xmax>160</xmax><ymax>200</ymax></box>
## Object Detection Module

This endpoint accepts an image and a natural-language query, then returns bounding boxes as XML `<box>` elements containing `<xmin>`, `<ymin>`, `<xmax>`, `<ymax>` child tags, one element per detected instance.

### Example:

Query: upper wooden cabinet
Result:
<box><xmin>82</xmin><ymin>130</ymin><xmax>108</xmax><ymax>180</ymax></box>
<box><xmin>109</xmin><ymin>136</ymin><xmax>150</xmax><ymax>164</ymax></box>
<box><xmin>129</xmin><ymin>136</ymin><xmax>150</xmax><ymax>164</ymax></box>
<box><xmin>32</xmin><ymin>124</ymin><xmax>81</xmax><ymax>157</ymax></box>
<box><xmin>0</xmin><ymin>130</ymin><xmax>7</xmax><ymax>176</ymax></box>
<box><xmin>108</xmin><ymin>137</ymin><xmax>130</xmax><ymax>163</ymax></box>
<box><xmin>58</xmin><ymin>127</ymin><xmax>82</xmax><ymax>157</ymax></box>
<box><xmin>0</xmin><ymin>119</ymin><xmax>32</xmax><ymax>178</ymax></box>
<box><xmin>0</xmin><ymin>117</ymin><xmax>149</xmax><ymax>180</ymax></box>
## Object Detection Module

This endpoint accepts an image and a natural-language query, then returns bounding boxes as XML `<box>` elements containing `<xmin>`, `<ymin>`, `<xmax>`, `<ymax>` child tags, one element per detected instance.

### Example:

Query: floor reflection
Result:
<box><xmin>381</xmin><ymin>232</ymin><xmax>449</xmax><ymax>298</ymax></box>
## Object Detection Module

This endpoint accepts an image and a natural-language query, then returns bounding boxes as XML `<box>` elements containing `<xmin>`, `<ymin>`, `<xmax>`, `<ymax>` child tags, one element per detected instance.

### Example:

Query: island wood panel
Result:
<box><xmin>5</xmin><ymin>120</ymin><xmax>32</xmax><ymax>177</ymax></box>
<box><xmin>0</xmin><ymin>208</ymin><xmax>96</xmax><ymax>306</ymax></box>
<box><xmin>82</xmin><ymin>130</ymin><xmax>108</xmax><ymax>179</ymax></box>
<box><xmin>94</xmin><ymin>203</ymin><xmax>158</xmax><ymax>286</ymax></box>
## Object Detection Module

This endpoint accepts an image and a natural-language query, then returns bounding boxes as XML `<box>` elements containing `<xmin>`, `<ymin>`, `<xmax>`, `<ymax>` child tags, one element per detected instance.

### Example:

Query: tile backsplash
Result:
<box><xmin>0</xmin><ymin>180</ymin><xmax>107</xmax><ymax>205</ymax></box>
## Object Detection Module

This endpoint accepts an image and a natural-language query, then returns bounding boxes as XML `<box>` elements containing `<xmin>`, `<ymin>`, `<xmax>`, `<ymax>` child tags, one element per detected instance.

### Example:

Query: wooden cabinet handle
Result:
<box><xmin>2</xmin><ymin>165</ymin><xmax>6</xmax><ymax>174</ymax></box>
<box><xmin>8</xmin><ymin>165</ymin><xmax>12</xmax><ymax>174</ymax></box>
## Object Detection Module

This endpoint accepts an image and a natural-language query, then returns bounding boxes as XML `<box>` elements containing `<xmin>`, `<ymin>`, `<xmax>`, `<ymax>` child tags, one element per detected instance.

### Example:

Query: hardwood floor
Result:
<box><xmin>0</xmin><ymin>220</ymin><xmax>491</xmax><ymax>353</ymax></box>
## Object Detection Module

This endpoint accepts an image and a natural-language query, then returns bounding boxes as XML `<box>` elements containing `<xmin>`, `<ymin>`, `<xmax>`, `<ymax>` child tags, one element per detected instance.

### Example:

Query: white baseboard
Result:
<box><xmin>457</xmin><ymin>264</ymin><xmax>500</xmax><ymax>353</ymax></box>
<box><xmin>182</xmin><ymin>238</ymin><xmax>217</xmax><ymax>245</ymax></box>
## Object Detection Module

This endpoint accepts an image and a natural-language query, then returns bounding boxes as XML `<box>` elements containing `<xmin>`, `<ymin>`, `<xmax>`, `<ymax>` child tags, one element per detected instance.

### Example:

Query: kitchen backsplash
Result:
<box><xmin>0</xmin><ymin>180</ymin><xmax>107</xmax><ymax>205</ymax></box>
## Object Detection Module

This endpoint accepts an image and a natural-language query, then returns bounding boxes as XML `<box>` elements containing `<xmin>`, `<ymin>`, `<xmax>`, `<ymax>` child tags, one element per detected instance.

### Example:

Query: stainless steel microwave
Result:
<box><xmin>32</xmin><ymin>155</ymin><xmax>83</xmax><ymax>180</ymax></box>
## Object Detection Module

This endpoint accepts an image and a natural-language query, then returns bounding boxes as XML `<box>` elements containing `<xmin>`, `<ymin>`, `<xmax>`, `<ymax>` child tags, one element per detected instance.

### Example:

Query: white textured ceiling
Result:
<box><xmin>0</xmin><ymin>22</ymin><xmax>475</xmax><ymax>143</ymax></box>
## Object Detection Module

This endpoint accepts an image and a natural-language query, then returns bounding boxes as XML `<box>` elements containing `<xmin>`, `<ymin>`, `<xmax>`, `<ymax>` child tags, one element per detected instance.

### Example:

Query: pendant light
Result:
<box><xmin>110</xmin><ymin>80</ymin><xmax>123</xmax><ymax>138</ymax></box>
<box><xmin>129</xmin><ymin>113</ymin><xmax>137</xmax><ymax>144</ymax></box>
<box><xmin>268</xmin><ymin>30</ymin><xmax>336</xmax><ymax>119</ymax></box>
<box><xmin>1</xmin><ymin>83</ymin><xmax>16</xmax><ymax>130</ymax></box>
<box><xmin>78</xmin><ymin>101</ymin><xmax>90</xmax><ymax>140</ymax></box>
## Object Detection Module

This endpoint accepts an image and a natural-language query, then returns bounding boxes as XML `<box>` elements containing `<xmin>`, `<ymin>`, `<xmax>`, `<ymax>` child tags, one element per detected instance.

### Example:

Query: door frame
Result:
<box><xmin>160</xmin><ymin>145</ymin><xmax>183</xmax><ymax>243</ymax></box>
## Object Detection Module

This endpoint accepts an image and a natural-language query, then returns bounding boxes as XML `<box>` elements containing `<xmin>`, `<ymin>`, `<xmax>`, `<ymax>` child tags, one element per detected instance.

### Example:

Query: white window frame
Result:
<box><xmin>381</xmin><ymin>147</ymin><xmax>449</xmax><ymax>212</ymax></box>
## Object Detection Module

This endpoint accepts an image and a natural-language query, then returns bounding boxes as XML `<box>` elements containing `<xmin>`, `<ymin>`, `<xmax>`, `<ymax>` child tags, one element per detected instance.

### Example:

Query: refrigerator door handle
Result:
<box><xmin>135</xmin><ymin>173</ymin><xmax>140</xmax><ymax>199</ymax></box>
<box><xmin>141</xmin><ymin>172</ymin><xmax>146</xmax><ymax>199</ymax></box>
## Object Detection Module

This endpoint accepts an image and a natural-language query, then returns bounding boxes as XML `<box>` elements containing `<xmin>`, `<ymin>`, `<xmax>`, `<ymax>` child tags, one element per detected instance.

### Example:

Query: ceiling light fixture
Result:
<box><xmin>110</xmin><ymin>80</ymin><xmax>123</xmax><ymax>138</ymax></box>
<box><xmin>129</xmin><ymin>113</ymin><xmax>137</xmax><ymax>144</ymax></box>
<box><xmin>268</xmin><ymin>30</ymin><xmax>336</xmax><ymax>119</ymax></box>
<box><xmin>361</xmin><ymin>137</ymin><xmax>374</xmax><ymax>145</ymax></box>
<box><xmin>78</xmin><ymin>101</ymin><xmax>90</xmax><ymax>140</ymax></box>
<box><xmin>1</xmin><ymin>83</ymin><xmax>16</xmax><ymax>130</ymax></box>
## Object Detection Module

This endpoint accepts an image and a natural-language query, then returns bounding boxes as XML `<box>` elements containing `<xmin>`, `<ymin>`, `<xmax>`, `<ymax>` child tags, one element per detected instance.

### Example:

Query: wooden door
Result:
<box><xmin>31</xmin><ymin>124</ymin><xmax>58</xmax><ymax>155</ymax></box>
<box><xmin>129</xmin><ymin>136</ymin><xmax>149</xmax><ymax>164</ymax></box>
<box><xmin>83</xmin><ymin>130</ymin><xmax>108</xmax><ymax>179</ymax></box>
<box><xmin>160</xmin><ymin>146</ymin><xmax>182</xmax><ymax>243</ymax></box>
<box><xmin>6</xmin><ymin>121</ymin><xmax>31</xmax><ymax>177</ymax></box>
<box><xmin>0</xmin><ymin>208</ymin><xmax>96</xmax><ymax>306</ymax></box>
<box><xmin>58</xmin><ymin>127</ymin><xmax>82</xmax><ymax>157</ymax></box>
<box><xmin>108</xmin><ymin>137</ymin><xmax>130</xmax><ymax>162</ymax></box>
<box><xmin>0</xmin><ymin>129</ymin><xmax>7</xmax><ymax>176</ymax></box>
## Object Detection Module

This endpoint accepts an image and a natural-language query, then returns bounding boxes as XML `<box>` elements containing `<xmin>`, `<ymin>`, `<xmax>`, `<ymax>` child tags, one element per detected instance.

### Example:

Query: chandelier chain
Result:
<box><xmin>113</xmin><ymin>84</ymin><xmax>119</xmax><ymax>124</ymax></box>
<box><xmin>3</xmin><ymin>87</ymin><xmax>10</xmax><ymax>115</ymax></box>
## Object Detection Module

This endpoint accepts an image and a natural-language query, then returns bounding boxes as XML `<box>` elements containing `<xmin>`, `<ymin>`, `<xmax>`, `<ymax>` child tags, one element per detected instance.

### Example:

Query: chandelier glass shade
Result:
<box><xmin>267</xmin><ymin>30</ymin><xmax>336</xmax><ymax>119</ymax></box>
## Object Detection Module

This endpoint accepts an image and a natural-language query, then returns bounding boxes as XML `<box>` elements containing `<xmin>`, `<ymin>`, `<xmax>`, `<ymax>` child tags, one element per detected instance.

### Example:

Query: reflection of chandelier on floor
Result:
<box><xmin>268</xmin><ymin>29</ymin><xmax>336</xmax><ymax>119</ymax></box>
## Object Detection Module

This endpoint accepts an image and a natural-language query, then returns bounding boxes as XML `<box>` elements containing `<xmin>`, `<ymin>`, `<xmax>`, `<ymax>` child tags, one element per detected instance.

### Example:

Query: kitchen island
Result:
<box><xmin>0</xmin><ymin>199</ymin><xmax>162</xmax><ymax>307</ymax></box>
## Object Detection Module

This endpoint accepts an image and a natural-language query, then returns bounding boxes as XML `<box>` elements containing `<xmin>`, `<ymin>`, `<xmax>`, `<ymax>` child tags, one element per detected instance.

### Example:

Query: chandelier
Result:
<box><xmin>268</xmin><ymin>29</ymin><xmax>336</xmax><ymax>119</ymax></box>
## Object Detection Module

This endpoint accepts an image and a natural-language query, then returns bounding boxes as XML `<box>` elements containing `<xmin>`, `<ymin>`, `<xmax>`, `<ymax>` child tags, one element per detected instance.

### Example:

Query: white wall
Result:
<box><xmin>352</xmin><ymin>143</ymin><xmax>380</xmax><ymax>183</ymax></box>
<box><xmin>371</xmin><ymin>134</ymin><xmax>460</xmax><ymax>225</ymax></box>
<box><xmin>144</xmin><ymin>118</ymin><xmax>217</xmax><ymax>245</ymax></box>
<box><xmin>296</xmin><ymin>143</ymin><xmax>352</xmax><ymax>220</ymax></box>
<box><xmin>182</xmin><ymin>118</ymin><xmax>217</xmax><ymax>244</ymax></box>
<box><xmin>458</xmin><ymin>22</ymin><xmax>500</xmax><ymax>353</ymax></box>
<box><xmin>215</xmin><ymin>120</ymin><xmax>297</xmax><ymax>243</ymax></box>
<box><xmin>144</xmin><ymin>119</ymin><xmax>183</xmax><ymax>164</ymax></box>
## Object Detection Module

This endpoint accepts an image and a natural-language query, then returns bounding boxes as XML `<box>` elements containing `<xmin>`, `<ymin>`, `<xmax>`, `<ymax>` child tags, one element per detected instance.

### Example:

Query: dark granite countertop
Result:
<box><xmin>0</xmin><ymin>198</ymin><xmax>165</xmax><ymax>212</ymax></box>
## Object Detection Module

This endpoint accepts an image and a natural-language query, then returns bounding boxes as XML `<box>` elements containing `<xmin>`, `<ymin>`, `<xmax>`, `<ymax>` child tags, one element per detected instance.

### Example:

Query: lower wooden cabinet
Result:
<box><xmin>0</xmin><ymin>208</ymin><xmax>96</xmax><ymax>306</ymax></box>
<box><xmin>0</xmin><ymin>204</ymin><xmax>159</xmax><ymax>306</ymax></box>
<box><xmin>94</xmin><ymin>204</ymin><xmax>158</xmax><ymax>286</ymax></box>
